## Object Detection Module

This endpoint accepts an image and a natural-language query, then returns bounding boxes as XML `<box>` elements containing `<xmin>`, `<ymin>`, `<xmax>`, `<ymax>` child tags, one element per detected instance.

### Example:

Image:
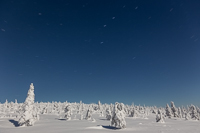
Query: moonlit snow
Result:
<box><xmin>1</xmin><ymin>83</ymin><xmax>200</xmax><ymax>133</ymax></box>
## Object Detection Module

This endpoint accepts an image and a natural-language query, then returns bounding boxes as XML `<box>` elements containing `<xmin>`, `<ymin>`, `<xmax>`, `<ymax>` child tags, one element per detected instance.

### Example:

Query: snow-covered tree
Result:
<box><xmin>41</xmin><ymin>106</ymin><xmax>48</xmax><ymax>114</ymax></box>
<box><xmin>98</xmin><ymin>101</ymin><xmax>102</xmax><ymax>111</ymax></box>
<box><xmin>177</xmin><ymin>107</ymin><xmax>182</xmax><ymax>119</ymax></box>
<box><xmin>190</xmin><ymin>105</ymin><xmax>199</xmax><ymax>120</ymax></box>
<box><xmin>165</xmin><ymin>104</ymin><xmax>172</xmax><ymax>118</ymax></box>
<box><xmin>77</xmin><ymin>102</ymin><xmax>82</xmax><ymax>114</ymax></box>
<box><xmin>156</xmin><ymin>109</ymin><xmax>165</xmax><ymax>123</ymax></box>
<box><xmin>171</xmin><ymin>101</ymin><xmax>179</xmax><ymax>117</ymax></box>
<box><xmin>85</xmin><ymin>107</ymin><xmax>93</xmax><ymax>120</ymax></box>
<box><xmin>181</xmin><ymin>106</ymin><xmax>187</xmax><ymax>118</ymax></box>
<box><xmin>18</xmin><ymin>83</ymin><xmax>39</xmax><ymax>126</ymax></box>
<box><xmin>130</xmin><ymin>107</ymin><xmax>139</xmax><ymax>118</ymax></box>
<box><xmin>106</xmin><ymin>107</ymin><xmax>112</xmax><ymax>120</ymax></box>
<box><xmin>185</xmin><ymin>111</ymin><xmax>191</xmax><ymax>120</ymax></box>
<box><xmin>142</xmin><ymin>109</ymin><xmax>148</xmax><ymax>119</ymax></box>
<box><xmin>111</xmin><ymin>102</ymin><xmax>126</xmax><ymax>129</ymax></box>
<box><xmin>4</xmin><ymin>99</ymin><xmax>8</xmax><ymax>109</ymax></box>
<box><xmin>64</xmin><ymin>104</ymin><xmax>72</xmax><ymax>120</ymax></box>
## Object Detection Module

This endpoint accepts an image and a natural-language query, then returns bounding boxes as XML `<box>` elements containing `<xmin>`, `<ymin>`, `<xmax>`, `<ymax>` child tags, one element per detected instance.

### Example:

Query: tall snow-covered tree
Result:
<box><xmin>64</xmin><ymin>104</ymin><xmax>72</xmax><ymax>120</ymax></box>
<box><xmin>18</xmin><ymin>83</ymin><xmax>39</xmax><ymax>126</ymax></box>
<box><xmin>165</xmin><ymin>104</ymin><xmax>172</xmax><ymax>118</ymax></box>
<box><xmin>85</xmin><ymin>107</ymin><xmax>93</xmax><ymax>120</ymax></box>
<box><xmin>98</xmin><ymin>100</ymin><xmax>102</xmax><ymax>111</ymax></box>
<box><xmin>171</xmin><ymin>101</ymin><xmax>179</xmax><ymax>117</ymax></box>
<box><xmin>181</xmin><ymin>106</ymin><xmax>187</xmax><ymax>118</ymax></box>
<box><xmin>177</xmin><ymin>107</ymin><xmax>182</xmax><ymax>119</ymax></box>
<box><xmin>111</xmin><ymin>102</ymin><xmax>126</xmax><ymax>129</ymax></box>
<box><xmin>190</xmin><ymin>105</ymin><xmax>199</xmax><ymax>120</ymax></box>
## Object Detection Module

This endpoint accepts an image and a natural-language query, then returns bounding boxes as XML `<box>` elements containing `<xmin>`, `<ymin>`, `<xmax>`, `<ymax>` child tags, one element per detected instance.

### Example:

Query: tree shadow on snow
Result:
<box><xmin>56</xmin><ymin>118</ymin><xmax>66</xmax><ymax>121</ymax></box>
<box><xmin>99</xmin><ymin>118</ymin><xmax>109</xmax><ymax>121</ymax></box>
<box><xmin>9</xmin><ymin>119</ymin><xmax>20</xmax><ymax>127</ymax></box>
<box><xmin>102</xmin><ymin>125</ymin><xmax>120</xmax><ymax>130</ymax></box>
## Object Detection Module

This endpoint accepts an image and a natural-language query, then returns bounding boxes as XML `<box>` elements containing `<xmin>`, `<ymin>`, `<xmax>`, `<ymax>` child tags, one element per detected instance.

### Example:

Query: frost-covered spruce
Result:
<box><xmin>143</xmin><ymin>110</ymin><xmax>148</xmax><ymax>119</ymax></box>
<box><xmin>185</xmin><ymin>111</ymin><xmax>191</xmax><ymax>120</ymax></box>
<box><xmin>77</xmin><ymin>103</ymin><xmax>82</xmax><ymax>114</ymax></box>
<box><xmin>196</xmin><ymin>107</ymin><xmax>200</xmax><ymax>114</ymax></box>
<box><xmin>111</xmin><ymin>102</ymin><xmax>126</xmax><ymax>129</ymax></box>
<box><xmin>156</xmin><ymin>109</ymin><xmax>165</xmax><ymax>123</ymax></box>
<box><xmin>64</xmin><ymin>104</ymin><xmax>72</xmax><ymax>120</ymax></box>
<box><xmin>98</xmin><ymin>100</ymin><xmax>102</xmax><ymax>111</ymax></box>
<box><xmin>85</xmin><ymin>107</ymin><xmax>93</xmax><ymax>120</ymax></box>
<box><xmin>4</xmin><ymin>99</ymin><xmax>8</xmax><ymax>109</ymax></box>
<box><xmin>171</xmin><ymin>101</ymin><xmax>179</xmax><ymax>118</ymax></box>
<box><xmin>106</xmin><ymin>107</ymin><xmax>112</xmax><ymax>120</ymax></box>
<box><xmin>190</xmin><ymin>105</ymin><xmax>199</xmax><ymax>120</ymax></box>
<box><xmin>130</xmin><ymin>107</ymin><xmax>139</xmax><ymax>118</ymax></box>
<box><xmin>181</xmin><ymin>106</ymin><xmax>187</xmax><ymax>118</ymax></box>
<box><xmin>18</xmin><ymin>83</ymin><xmax>39</xmax><ymax>126</ymax></box>
<box><xmin>165</xmin><ymin>104</ymin><xmax>172</xmax><ymax>118</ymax></box>
<box><xmin>177</xmin><ymin>107</ymin><xmax>182</xmax><ymax>119</ymax></box>
<box><xmin>41</xmin><ymin>107</ymin><xmax>48</xmax><ymax>114</ymax></box>
<box><xmin>152</xmin><ymin>108</ymin><xmax>157</xmax><ymax>114</ymax></box>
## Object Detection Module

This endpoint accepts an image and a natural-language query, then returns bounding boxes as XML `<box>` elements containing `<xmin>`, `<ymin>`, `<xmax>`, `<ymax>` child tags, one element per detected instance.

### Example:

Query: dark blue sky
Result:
<box><xmin>0</xmin><ymin>0</ymin><xmax>200</xmax><ymax>106</ymax></box>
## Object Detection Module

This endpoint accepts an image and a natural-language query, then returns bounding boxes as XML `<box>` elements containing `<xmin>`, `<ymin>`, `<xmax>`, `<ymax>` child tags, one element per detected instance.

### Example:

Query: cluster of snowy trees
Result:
<box><xmin>165</xmin><ymin>101</ymin><xmax>200</xmax><ymax>121</ymax></box>
<box><xmin>1</xmin><ymin>83</ymin><xmax>200</xmax><ymax>129</ymax></box>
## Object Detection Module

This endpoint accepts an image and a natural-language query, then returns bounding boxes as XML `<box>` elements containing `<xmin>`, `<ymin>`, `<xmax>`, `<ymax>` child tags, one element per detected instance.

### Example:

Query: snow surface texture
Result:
<box><xmin>1</xmin><ymin>112</ymin><xmax>200</xmax><ymax>133</ymax></box>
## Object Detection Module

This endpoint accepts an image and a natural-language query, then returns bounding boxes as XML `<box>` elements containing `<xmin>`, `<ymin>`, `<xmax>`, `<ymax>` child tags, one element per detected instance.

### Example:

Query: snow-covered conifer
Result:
<box><xmin>111</xmin><ymin>102</ymin><xmax>126</xmax><ymax>129</ymax></box>
<box><xmin>165</xmin><ymin>104</ymin><xmax>172</xmax><ymax>118</ymax></box>
<box><xmin>171</xmin><ymin>101</ymin><xmax>179</xmax><ymax>117</ymax></box>
<box><xmin>106</xmin><ymin>107</ymin><xmax>112</xmax><ymax>120</ymax></box>
<box><xmin>131</xmin><ymin>107</ymin><xmax>139</xmax><ymax>118</ymax></box>
<box><xmin>98</xmin><ymin>100</ymin><xmax>102</xmax><ymax>111</ymax></box>
<box><xmin>156</xmin><ymin>109</ymin><xmax>165</xmax><ymax>123</ymax></box>
<box><xmin>185</xmin><ymin>111</ymin><xmax>191</xmax><ymax>120</ymax></box>
<box><xmin>182</xmin><ymin>106</ymin><xmax>187</xmax><ymax>118</ymax></box>
<box><xmin>143</xmin><ymin>109</ymin><xmax>148</xmax><ymax>119</ymax></box>
<box><xmin>190</xmin><ymin>105</ymin><xmax>199</xmax><ymax>120</ymax></box>
<box><xmin>18</xmin><ymin>83</ymin><xmax>39</xmax><ymax>126</ymax></box>
<box><xmin>64</xmin><ymin>104</ymin><xmax>72</xmax><ymax>120</ymax></box>
<box><xmin>4</xmin><ymin>99</ymin><xmax>8</xmax><ymax>109</ymax></box>
<box><xmin>178</xmin><ymin>107</ymin><xmax>182</xmax><ymax>119</ymax></box>
<box><xmin>85</xmin><ymin>107</ymin><xmax>93</xmax><ymax>120</ymax></box>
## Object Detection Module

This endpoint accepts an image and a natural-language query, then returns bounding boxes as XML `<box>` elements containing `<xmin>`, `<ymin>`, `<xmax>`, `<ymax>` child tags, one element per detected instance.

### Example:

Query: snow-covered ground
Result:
<box><xmin>1</xmin><ymin>84</ymin><xmax>199</xmax><ymax>132</ymax></box>
<box><xmin>1</xmin><ymin>112</ymin><xmax>200</xmax><ymax>133</ymax></box>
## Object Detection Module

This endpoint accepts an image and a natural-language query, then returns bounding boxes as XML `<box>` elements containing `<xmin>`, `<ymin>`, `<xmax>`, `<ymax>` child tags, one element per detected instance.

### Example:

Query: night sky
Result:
<box><xmin>0</xmin><ymin>0</ymin><xmax>200</xmax><ymax>106</ymax></box>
